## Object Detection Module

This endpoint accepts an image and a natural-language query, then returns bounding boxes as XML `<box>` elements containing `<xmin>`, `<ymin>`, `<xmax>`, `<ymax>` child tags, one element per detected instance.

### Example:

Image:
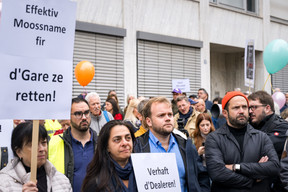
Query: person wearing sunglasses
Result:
<box><xmin>248</xmin><ymin>90</ymin><xmax>288</xmax><ymax>191</ymax></box>
<box><xmin>48</xmin><ymin>98</ymin><xmax>98</xmax><ymax>192</ymax></box>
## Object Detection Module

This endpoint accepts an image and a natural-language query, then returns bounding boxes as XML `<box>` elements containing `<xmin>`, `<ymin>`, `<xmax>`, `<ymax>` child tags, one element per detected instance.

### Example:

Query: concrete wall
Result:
<box><xmin>209</xmin><ymin>6</ymin><xmax>264</xmax><ymax>50</ymax></box>
<box><xmin>72</xmin><ymin>0</ymin><xmax>288</xmax><ymax>99</ymax></box>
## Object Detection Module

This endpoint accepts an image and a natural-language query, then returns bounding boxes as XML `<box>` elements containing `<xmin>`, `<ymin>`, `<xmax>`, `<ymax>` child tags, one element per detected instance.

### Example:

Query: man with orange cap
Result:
<box><xmin>205</xmin><ymin>91</ymin><xmax>280</xmax><ymax>191</ymax></box>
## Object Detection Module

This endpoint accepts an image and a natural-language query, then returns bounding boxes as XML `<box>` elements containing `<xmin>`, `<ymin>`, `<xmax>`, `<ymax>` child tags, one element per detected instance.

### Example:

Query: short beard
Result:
<box><xmin>70</xmin><ymin>120</ymin><xmax>89</xmax><ymax>132</ymax></box>
<box><xmin>228</xmin><ymin>112</ymin><xmax>248</xmax><ymax>129</ymax></box>
<box><xmin>249</xmin><ymin>110</ymin><xmax>266</xmax><ymax>128</ymax></box>
<box><xmin>151</xmin><ymin>125</ymin><xmax>173</xmax><ymax>137</ymax></box>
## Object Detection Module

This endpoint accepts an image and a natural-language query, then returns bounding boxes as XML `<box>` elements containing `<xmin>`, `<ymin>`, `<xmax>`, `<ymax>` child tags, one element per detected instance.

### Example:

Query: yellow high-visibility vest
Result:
<box><xmin>48</xmin><ymin>134</ymin><xmax>65</xmax><ymax>174</ymax></box>
<box><xmin>45</xmin><ymin>120</ymin><xmax>62</xmax><ymax>138</ymax></box>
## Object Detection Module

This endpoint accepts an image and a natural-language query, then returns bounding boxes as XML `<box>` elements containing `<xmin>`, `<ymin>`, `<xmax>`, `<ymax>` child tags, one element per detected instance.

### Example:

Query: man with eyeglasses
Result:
<box><xmin>48</xmin><ymin>98</ymin><xmax>98</xmax><ymax>192</ymax></box>
<box><xmin>248</xmin><ymin>90</ymin><xmax>288</xmax><ymax>191</ymax></box>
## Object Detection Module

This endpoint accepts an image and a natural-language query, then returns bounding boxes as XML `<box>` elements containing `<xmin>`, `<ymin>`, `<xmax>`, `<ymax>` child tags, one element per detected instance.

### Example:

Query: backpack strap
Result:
<box><xmin>103</xmin><ymin>110</ymin><xmax>110</xmax><ymax>122</ymax></box>
<box><xmin>0</xmin><ymin>147</ymin><xmax>8</xmax><ymax>169</ymax></box>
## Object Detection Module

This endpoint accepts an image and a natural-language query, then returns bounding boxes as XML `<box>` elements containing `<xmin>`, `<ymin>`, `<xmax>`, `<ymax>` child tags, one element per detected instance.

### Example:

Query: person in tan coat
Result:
<box><xmin>174</xmin><ymin>96</ymin><xmax>200</xmax><ymax>137</ymax></box>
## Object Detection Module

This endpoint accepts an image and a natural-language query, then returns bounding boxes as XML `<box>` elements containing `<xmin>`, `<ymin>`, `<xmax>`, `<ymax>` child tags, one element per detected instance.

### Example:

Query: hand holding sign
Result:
<box><xmin>75</xmin><ymin>61</ymin><xmax>95</xmax><ymax>86</ymax></box>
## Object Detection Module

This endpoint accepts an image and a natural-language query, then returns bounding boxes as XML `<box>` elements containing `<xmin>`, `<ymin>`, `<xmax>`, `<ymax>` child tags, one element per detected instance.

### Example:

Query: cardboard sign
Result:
<box><xmin>0</xmin><ymin>0</ymin><xmax>77</xmax><ymax>119</ymax></box>
<box><xmin>131</xmin><ymin>153</ymin><xmax>181</xmax><ymax>192</ymax></box>
<box><xmin>0</xmin><ymin>120</ymin><xmax>14</xmax><ymax>161</ymax></box>
<box><xmin>172</xmin><ymin>79</ymin><xmax>190</xmax><ymax>92</ymax></box>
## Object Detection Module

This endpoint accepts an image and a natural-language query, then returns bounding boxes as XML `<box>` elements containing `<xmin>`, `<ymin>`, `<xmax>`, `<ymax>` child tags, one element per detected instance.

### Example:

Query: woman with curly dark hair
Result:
<box><xmin>81</xmin><ymin>120</ymin><xmax>137</xmax><ymax>192</ymax></box>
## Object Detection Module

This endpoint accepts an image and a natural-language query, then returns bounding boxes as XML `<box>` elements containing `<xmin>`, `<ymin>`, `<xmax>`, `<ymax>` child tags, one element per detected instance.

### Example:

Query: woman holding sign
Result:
<box><xmin>0</xmin><ymin>122</ymin><xmax>72</xmax><ymax>192</ymax></box>
<box><xmin>82</xmin><ymin>120</ymin><xmax>137</xmax><ymax>192</ymax></box>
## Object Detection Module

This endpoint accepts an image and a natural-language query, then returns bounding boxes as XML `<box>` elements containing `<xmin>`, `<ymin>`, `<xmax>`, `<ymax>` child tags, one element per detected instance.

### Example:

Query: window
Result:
<box><xmin>210</xmin><ymin>0</ymin><xmax>257</xmax><ymax>13</ymax></box>
<box><xmin>137</xmin><ymin>38</ymin><xmax>201</xmax><ymax>98</ymax></box>
<box><xmin>73</xmin><ymin>31</ymin><xmax>125</xmax><ymax>107</ymax></box>
<box><xmin>272</xmin><ymin>65</ymin><xmax>288</xmax><ymax>93</ymax></box>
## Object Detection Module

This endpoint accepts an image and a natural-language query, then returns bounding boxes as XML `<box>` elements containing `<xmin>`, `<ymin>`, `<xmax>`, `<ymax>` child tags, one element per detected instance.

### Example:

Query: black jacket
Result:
<box><xmin>134</xmin><ymin>131</ymin><xmax>210</xmax><ymax>192</ymax></box>
<box><xmin>255</xmin><ymin>113</ymin><xmax>288</xmax><ymax>160</ymax></box>
<box><xmin>280</xmin><ymin>137</ymin><xmax>288</xmax><ymax>191</ymax></box>
<box><xmin>205</xmin><ymin>124</ymin><xmax>280</xmax><ymax>192</ymax></box>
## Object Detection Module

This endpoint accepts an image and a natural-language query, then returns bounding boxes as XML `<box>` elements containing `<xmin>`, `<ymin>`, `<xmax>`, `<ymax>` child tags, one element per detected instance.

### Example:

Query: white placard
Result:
<box><xmin>244</xmin><ymin>39</ymin><xmax>255</xmax><ymax>88</ymax></box>
<box><xmin>131</xmin><ymin>153</ymin><xmax>181</xmax><ymax>192</ymax></box>
<box><xmin>0</xmin><ymin>120</ymin><xmax>14</xmax><ymax>161</ymax></box>
<box><xmin>172</xmin><ymin>79</ymin><xmax>190</xmax><ymax>92</ymax></box>
<box><xmin>0</xmin><ymin>0</ymin><xmax>77</xmax><ymax>119</ymax></box>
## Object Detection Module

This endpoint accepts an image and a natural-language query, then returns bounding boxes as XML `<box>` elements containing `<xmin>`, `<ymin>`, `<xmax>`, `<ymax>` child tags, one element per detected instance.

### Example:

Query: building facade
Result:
<box><xmin>2</xmin><ymin>0</ymin><xmax>287</xmax><ymax>106</ymax></box>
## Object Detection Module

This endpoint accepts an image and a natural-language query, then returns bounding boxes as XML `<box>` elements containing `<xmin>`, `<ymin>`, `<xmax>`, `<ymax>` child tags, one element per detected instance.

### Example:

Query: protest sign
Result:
<box><xmin>172</xmin><ymin>79</ymin><xmax>190</xmax><ymax>92</ymax></box>
<box><xmin>0</xmin><ymin>0</ymin><xmax>77</xmax><ymax>119</ymax></box>
<box><xmin>244</xmin><ymin>39</ymin><xmax>255</xmax><ymax>88</ymax></box>
<box><xmin>131</xmin><ymin>153</ymin><xmax>181</xmax><ymax>192</ymax></box>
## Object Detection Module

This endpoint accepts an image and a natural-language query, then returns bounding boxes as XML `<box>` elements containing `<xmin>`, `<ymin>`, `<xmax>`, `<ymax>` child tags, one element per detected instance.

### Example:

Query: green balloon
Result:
<box><xmin>263</xmin><ymin>39</ymin><xmax>288</xmax><ymax>74</ymax></box>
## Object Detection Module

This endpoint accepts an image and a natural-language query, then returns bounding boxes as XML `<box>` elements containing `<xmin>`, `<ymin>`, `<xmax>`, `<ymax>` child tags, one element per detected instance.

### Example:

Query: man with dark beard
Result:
<box><xmin>248</xmin><ymin>90</ymin><xmax>288</xmax><ymax>191</ymax></box>
<box><xmin>134</xmin><ymin>97</ymin><xmax>210</xmax><ymax>192</ymax></box>
<box><xmin>248</xmin><ymin>91</ymin><xmax>288</xmax><ymax>160</ymax></box>
<box><xmin>205</xmin><ymin>91</ymin><xmax>280</xmax><ymax>191</ymax></box>
<box><xmin>48</xmin><ymin>98</ymin><xmax>97</xmax><ymax>192</ymax></box>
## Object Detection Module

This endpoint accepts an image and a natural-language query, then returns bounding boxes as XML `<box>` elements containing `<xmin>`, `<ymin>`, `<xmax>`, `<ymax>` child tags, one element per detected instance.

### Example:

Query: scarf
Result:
<box><xmin>110</xmin><ymin>157</ymin><xmax>137</xmax><ymax>192</ymax></box>
<box><xmin>179</xmin><ymin>107</ymin><xmax>193</xmax><ymax>126</ymax></box>
<box><xmin>111</xmin><ymin>157</ymin><xmax>132</xmax><ymax>180</ymax></box>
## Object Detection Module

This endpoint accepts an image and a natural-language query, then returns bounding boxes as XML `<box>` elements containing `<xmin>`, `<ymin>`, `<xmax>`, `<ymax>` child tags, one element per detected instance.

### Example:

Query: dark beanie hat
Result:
<box><xmin>222</xmin><ymin>91</ymin><xmax>249</xmax><ymax>110</ymax></box>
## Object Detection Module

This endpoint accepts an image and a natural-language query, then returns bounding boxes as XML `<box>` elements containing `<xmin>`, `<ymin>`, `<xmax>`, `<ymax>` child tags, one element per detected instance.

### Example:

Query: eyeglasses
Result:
<box><xmin>248</xmin><ymin>105</ymin><xmax>266</xmax><ymax>111</ymax></box>
<box><xmin>71</xmin><ymin>110</ymin><xmax>90</xmax><ymax>119</ymax></box>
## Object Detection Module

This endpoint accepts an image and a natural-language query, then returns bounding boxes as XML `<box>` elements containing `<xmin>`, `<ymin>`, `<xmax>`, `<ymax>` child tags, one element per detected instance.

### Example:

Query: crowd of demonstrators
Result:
<box><xmin>82</xmin><ymin>120</ymin><xmax>137</xmax><ymax>192</ymax></box>
<box><xmin>5</xmin><ymin>88</ymin><xmax>288</xmax><ymax>192</ymax></box>
<box><xmin>174</xmin><ymin>96</ymin><xmax>200</xmax><ymax>137</ymax></box>
<box><xmin>0</xmin><ymin>122</ymin><xmax>72</xmax><ymax>191</ymax></box>
<box><xmin>134</xmin><ymin>96</ymin><xmax>210</xmax><ymax>192</ymax></box>
<box><xmin>192</xmin><ymin>113</ymin><xmax>215</xmax><ymax>166</ymax></box>
<box><xmin>205</xmin><ymin>91</ymin><xmax>280</xmax><ymax>191</ymax></box>
<box><xmin>48</xmin><ymin>98</ymin><xmax>97</xmax><ymax>192</ymax></box>
<box><xmin>105</xmin><ymin>98</ymin><xmax>123</xmax><ymax>120</ymax></box>
<box><xmin>85</xmin><ymin>92</ymin><xmax>114</xmax><ymax>135</ymax></box>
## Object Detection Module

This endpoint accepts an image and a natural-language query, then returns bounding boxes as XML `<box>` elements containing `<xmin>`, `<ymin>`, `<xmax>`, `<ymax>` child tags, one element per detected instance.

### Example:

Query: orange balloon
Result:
<box><xmin>75</xmin><ymin>61</ymin><xmax>95</xmax><ymax>86</ymax></box>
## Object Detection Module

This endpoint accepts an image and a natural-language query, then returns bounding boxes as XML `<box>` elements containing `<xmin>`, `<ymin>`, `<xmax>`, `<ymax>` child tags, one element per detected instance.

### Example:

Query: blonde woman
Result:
<box><xmin>124</xmin><ymin>99</ymin><xmax>140</xmax><ymax>129</ymax></box>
